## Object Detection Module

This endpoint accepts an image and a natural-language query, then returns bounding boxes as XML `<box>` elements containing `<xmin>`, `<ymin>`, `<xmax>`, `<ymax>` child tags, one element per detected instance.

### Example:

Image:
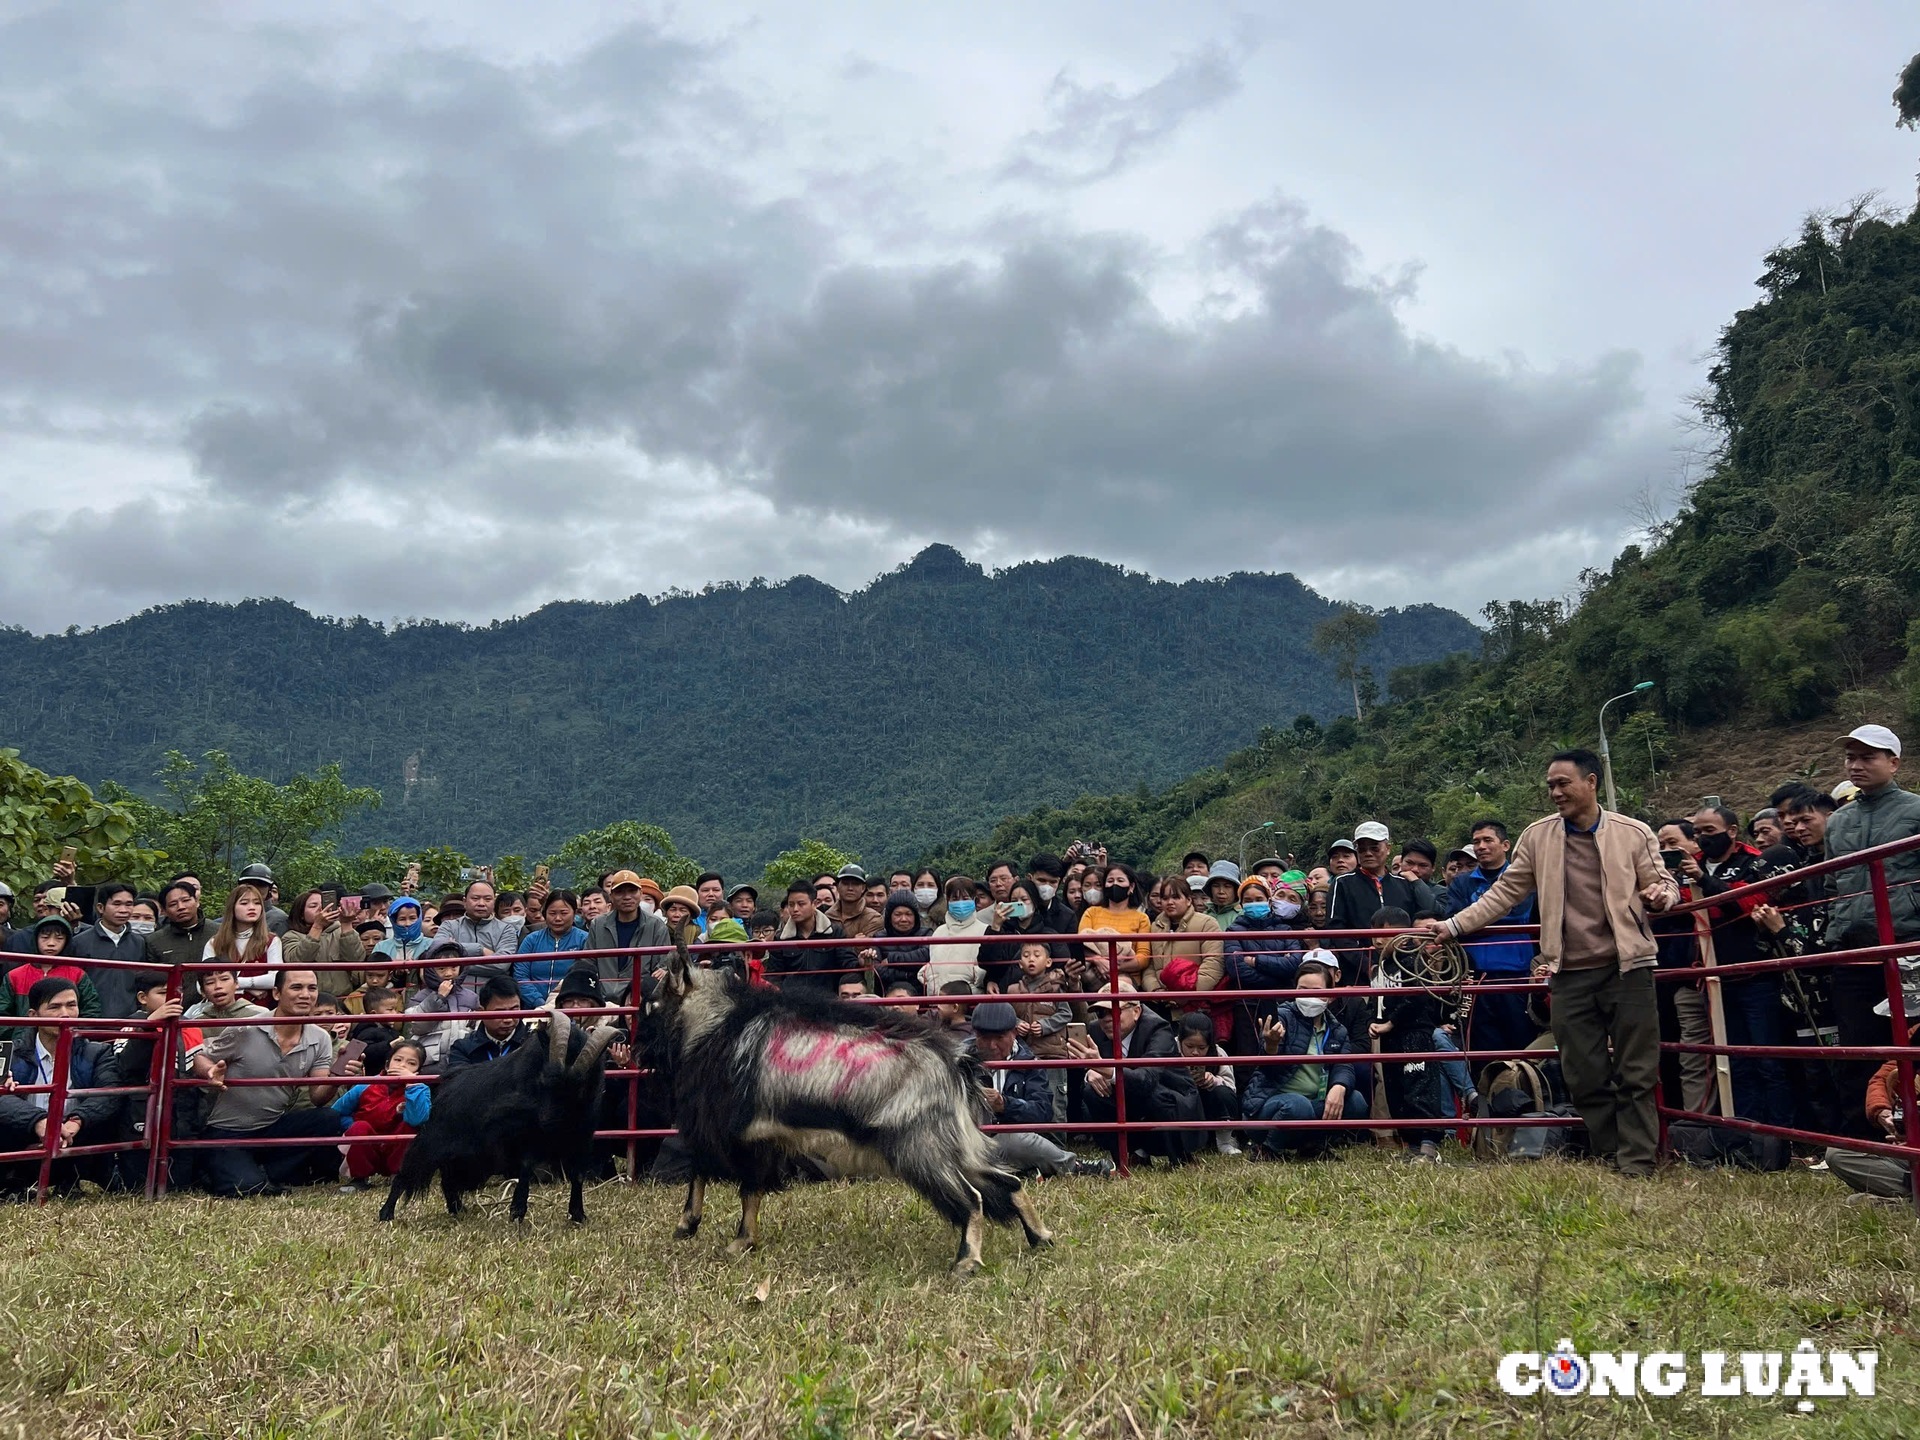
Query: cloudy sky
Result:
<box><xmin>1</xmin><ymin>2</ymin><xmax>1914</xmax><ymax>633</ymax></box>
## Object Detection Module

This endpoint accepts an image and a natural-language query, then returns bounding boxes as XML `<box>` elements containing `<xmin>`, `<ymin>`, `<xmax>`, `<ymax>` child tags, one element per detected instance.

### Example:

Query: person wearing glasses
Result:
<box><xmin>1063</xmin><ymin>979</ymin><xmax>1204</xmax><ymax>1167</ymax></box>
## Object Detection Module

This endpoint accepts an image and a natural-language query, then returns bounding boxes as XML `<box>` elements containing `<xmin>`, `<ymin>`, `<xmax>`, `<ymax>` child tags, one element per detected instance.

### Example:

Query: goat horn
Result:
<box><xmin>570</xmin><ymin>1020</ymin><xmax>621</xmax><ymax>1077</ymax></box>
<box><xmin>547</xmin><ymin>1001</ymin><xmax>572</xmax><ymax>1066</ymax></box>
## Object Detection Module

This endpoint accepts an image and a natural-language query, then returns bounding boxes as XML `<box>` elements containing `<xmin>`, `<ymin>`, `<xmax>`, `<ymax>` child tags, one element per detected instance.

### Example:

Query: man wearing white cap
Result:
<box><xmin>1326</xmin><ymin>821</ymin><xmax>1435</xmax><ymax>986</ymax></box>
<box><xmin>1823</xmin><ymin>724</ymin><xmax>1920</xmax><ymax>1128</ymax></box>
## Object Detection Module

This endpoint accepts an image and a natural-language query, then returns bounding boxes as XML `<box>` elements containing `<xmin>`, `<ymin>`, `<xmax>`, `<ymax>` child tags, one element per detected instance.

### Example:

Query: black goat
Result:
<box><xmin>377</xmin><ymin>1003</ymin><xmax>620</xmax><ymax>1225</ymax></box>
<box><xmin>645</xmin><ymin>937</ymin><xmax>1051</xmax><ymax>1275</ymax></box>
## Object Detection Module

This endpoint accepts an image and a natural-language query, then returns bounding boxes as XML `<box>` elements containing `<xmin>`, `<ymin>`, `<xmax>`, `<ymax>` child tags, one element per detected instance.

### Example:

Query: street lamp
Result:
<box><xmin>1598</xmin><ymin>681</ymin><xmax>1655</xmax><ymax>814</ymax></box>
<box><xmin>1239</xmin><ymin>821</ymin><xmax>1275</xmax><ymax>875</ymax></box>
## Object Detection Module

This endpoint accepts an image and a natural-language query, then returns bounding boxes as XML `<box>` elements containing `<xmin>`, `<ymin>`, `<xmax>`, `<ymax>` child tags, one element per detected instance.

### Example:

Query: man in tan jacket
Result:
<box><xmin>1421</xmin><ymin>747</ymin><xmax>1678</xmax><ymax>1176</ymax></box>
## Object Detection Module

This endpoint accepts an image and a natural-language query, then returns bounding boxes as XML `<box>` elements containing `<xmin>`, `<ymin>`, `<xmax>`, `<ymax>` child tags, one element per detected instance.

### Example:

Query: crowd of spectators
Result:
<box><xmin>3</xmin><ymin>721</ymin><xmax>1919</xmax><ymax>1200</ymax></box>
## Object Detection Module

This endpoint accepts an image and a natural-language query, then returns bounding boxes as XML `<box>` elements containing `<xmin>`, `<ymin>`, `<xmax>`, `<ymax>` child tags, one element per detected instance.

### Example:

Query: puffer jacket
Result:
<box><xmin>280</xmin><ymin>923</ymin><xmax>363</xmax><ymax>1001</ymax></box>
<box><xmin>1242</xmin><ymin>1001</ymin><xmax>1357</xmax><ymax>1111</ymax></box>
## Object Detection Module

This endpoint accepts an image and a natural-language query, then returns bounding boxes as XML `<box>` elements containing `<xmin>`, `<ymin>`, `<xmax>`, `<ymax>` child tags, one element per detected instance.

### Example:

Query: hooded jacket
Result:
<box><xmin>870</xmin><ymin>893</ymin><xmax>932</xmax><ymax>994</ymax></box>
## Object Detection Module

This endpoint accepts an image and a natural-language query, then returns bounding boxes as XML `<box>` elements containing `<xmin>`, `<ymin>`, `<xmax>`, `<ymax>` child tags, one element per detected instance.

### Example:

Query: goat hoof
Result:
<box><xmin>949</xmin><ymin>1256</ymin><xmax>982</xmax><ymax>1279</ymax></box>
<box><xmin>568</xmin><ymin>1213</ymin><xmax>587</xmax><ymax>1226</ymax></box>
<box><xmin>376</xmin><ymin>1207</ymin><xmax>395</xmax><ymax>1223</ymax></box>
<box><xmin>725</xmin><ymin>1238</ymin><xmax>756</xmax><ymax>1258</ymax></box>
<box><xmin>673</xmin><ymin>1221</ymin><xmax>700</xmax><ymax>1240</ymax></box>
<box><xmin>1028</xmin><ymin>1233</ymin><xmax>1054</xmax><ymax>1250</ymax></box>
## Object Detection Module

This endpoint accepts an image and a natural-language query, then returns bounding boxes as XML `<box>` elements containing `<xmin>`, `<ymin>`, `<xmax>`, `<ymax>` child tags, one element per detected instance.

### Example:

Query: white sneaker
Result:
<box><xmin>1215</xmin><ymin>1135</ymin><xmax>1242</xmax><ymax>1156</ymax></box>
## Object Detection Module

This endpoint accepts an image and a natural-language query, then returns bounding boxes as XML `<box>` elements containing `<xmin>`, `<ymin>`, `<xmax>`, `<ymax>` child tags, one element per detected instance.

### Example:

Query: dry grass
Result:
<box><xmin>1</xmin><ymin>1151</ymin><xmax>1917</xmax><ymax>1438</ymax></box>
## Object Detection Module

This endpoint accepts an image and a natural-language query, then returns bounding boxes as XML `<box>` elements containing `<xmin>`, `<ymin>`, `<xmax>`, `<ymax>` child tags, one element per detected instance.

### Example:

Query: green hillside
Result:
<box><xmin>927</xmin><ymin>193</ymin><xmax>1920</xmax><ymax>875</ymax></box>
<box><xmin>0</xmin><ymin>549</ymin><xmax>1474</xmax><ymax>877</ymax></box>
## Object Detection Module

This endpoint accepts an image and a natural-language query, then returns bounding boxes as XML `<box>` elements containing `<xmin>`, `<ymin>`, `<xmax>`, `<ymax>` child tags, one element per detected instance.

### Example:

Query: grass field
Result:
<box><xmin>2</xmin><ymin>1151</ymin><xmax>1917</xmax><ymax>1439</ymax></box>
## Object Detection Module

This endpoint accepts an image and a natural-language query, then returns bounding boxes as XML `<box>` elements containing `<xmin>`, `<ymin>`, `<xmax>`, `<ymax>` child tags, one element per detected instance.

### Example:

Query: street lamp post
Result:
<box><xmin>1598</xmin><ymin>681</ymin><xmax>1655</xmax><ymax>814</ymax></box>
<box><xmin>1239</xmin><ymin>821</ymin><xmax>1275</xmax><ymax>875</ymax></box>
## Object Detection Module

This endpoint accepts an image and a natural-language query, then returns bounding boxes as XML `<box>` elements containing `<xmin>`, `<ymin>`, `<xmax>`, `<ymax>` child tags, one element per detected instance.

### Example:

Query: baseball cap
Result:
<box><xmin>361</xmin><ymin>883</ymin><xmax>395</xmax><ymax>903</ymax></box>
<box><xmin>835</xmin><ymin>864</ymin><xmax>868</xmax><ymax>883</ymax></box>
<box><xmin>604</xmin><ymin>870</ymin><xmax>644</xmax><ymax>891</ymax></box>
<box><xmin>1842</xmin><ymin>724</ymin><xmax>1902</xmax><ymax>757</ymax></box>
<box><xmin>1250</xmin><ymin>856</ymin><xmax>1286</xmax><ymax>872</ymax></box>
<box><xmin>1832</xmin><ymin>780</ymin><xmax>1861</xmax><ymax>804</ymax></box>
<box><xmin>1327</xmin><ymin>838</ymin><xmax>1357</xmax><ymax>854</ymax></box>
<box><xmin>1297</xmin><ymin>947</ymin><xmax>1341</xmax><ymax>979</ymax></box>
<box><xmin>727</xmin><ymin>882</ymin><xmax>758</xmax><ymax>901</ymax></box>
<box><xmin>0</xmin><ymin>882</ymin><xmax>12</xmax><ymax>899</ymax></box>
<box><xmin>1353</xmin><ymin>821</ymin><xmax>1391</xmax><ymax>843</ymax></box>
<box><xmin>1446</xmin><ymin>847</ymin><xmax>1475</xmax><ymax>865</ymax></box>
<box><xmin>1184</xmin><ymin>873</ymin><xmax>1208</xmax><ymax>892</ymax></box>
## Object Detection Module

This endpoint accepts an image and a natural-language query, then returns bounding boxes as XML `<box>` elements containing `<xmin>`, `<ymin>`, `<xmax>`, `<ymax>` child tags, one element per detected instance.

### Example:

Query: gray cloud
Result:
<box><xmin>998</xmin><ymin>39</ymin><xmax>1250</xmax><ymax>188</ymax></box>
<box><xmin>0</xmin><ymin>7</ymin><xmax>1671</xmax><ymax>633</ymax></box>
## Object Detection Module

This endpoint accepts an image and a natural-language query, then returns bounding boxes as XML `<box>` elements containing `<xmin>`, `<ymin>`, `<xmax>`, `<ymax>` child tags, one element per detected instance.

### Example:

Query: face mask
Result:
<box><xmin>947</xmin><ymin>900</ymin><xmax>977</xmax><ymax>924</ymax></box>
<box><xmin>393</xmin><ymin>918</ymin><xmax>422</xmax><ymax>944</ymax></box>
<box><xmin>638</xmin><ymin>899</ymin><xmax>657</xmax><ymax>917</ymax></box>
<box><xmin>1082</xmin><ymin>887</ymin><xmax>1104</xmax><ymax>907</ymax></box>
<box><xmin>1294</xmin><ymin>995</ymin><xmax>1328</xmax><ymax>1018</ymax></box>
<box><xmin>1009</xmin><ymin>901</ymin><xmax>1030</xmax><ymax>920</ymax></box>
<box><xmin>1036</xmin><ymin>884</ymin><xmax>1057</xmax><ymax>903</ymax></box>
<box><xmin>913</xmin><ymin>886</ymin><xmax>938</xmax><ymax>908</ymax></box>
<box><xmin>130</xmin><ymin>920</ymin><xmax>156</xmax><ymax>935</ymax></box>
<box><xmin>1106</xmin><ymin>886</ymin><xmax>1131</xmax><ymax>904</ymax></box>
<box><xmin>1241</xmin><ymin>901</ymin><xmax>1271</xmax><ymax>920</ymax></box>
<box><xmin>1698</xmin><ymin>832</ymin><xmax>1733</xmax><ymax>861</ymax></box>
<box><xmin>1273</xmin><ymin>900</ymin><xmax>1302</xmax><ymax>921</ymax></box>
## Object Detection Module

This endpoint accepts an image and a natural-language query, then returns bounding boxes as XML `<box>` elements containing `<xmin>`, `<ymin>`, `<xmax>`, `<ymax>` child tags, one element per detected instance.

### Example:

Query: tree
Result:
<box><xmin>1896</xmin><ymin>52</ymin><xmax>1920</xmax><ymax>128</ymax></box>
<box><xmin>542</xmin><ymin>821</ymin><xmax>700</xmax><ymax>890</ymax></box>
<box><xmin>102</xmin><ymin>750</ymin><xmax>380</xmax><ymax>899</ymax></box>
<box><xmin>1312</xmin><ymin>607</ymin><xmax>1380</xmax><ymax>721</ymax></box>
<box><xmin>0</xmin><ymin>749</ymin><xmax>164</xmax><ymax>892</ymax></box>
<box><xmin>760</xmin><ymin>840</ymin><xmax>860</xmax><ymax>896</ymax></box>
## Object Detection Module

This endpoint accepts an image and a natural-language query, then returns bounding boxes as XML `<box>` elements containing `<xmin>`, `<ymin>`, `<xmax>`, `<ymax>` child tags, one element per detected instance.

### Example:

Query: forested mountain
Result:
<box><xmin>929</xmin><ymin>191</ymin><xmax>1920</xmax><ymax>878</ymax></box>
<box><xmin>0</xmin><ymin>548</ymin><xmax>1475</xmax><ymax>875</ymax></box>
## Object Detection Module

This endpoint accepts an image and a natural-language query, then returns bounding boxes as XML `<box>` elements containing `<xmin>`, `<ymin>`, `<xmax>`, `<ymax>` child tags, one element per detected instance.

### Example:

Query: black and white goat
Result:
<box><xmin>377</xmin><ymin>1002</ymin><xmax>621</xmax><ymax>1225</ymax></box>
<box><xmin>645</xmin><ymin>936</ymin><xmax>1051</xmax><ymax>1275</ymax></box>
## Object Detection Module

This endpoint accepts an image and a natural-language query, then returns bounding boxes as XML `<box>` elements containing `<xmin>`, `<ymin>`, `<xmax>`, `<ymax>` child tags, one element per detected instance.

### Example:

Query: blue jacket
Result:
<box><xmin>1222</xmin><ymin>913</ymin><xmax>1303</xmax><ymax>990</ymax></box>
<box><xmin>1445</xmin><ymin>865</ymin><xmax>1537</xmax><ymax>975</ymax></box>
<box><xmin>514</xmin><ymin>925</ymin><xmax>590</xmax><ymax>1006</ymax></box>
<box><xmin>331</xmin><ymin>1081</ymin><xmax>432</xmax><ymax>1127</ymax></box>
<box><xmin>1243</xmin><ymin>1001</ymin><xmax>1358</xmax><ymax>1111</ymax></box>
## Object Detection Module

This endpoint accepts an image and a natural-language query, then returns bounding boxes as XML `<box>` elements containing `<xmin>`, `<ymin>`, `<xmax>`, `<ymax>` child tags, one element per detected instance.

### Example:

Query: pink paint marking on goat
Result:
<box><xmin>767</xmin><ymin>1021</ymin><xmax>906</xmax><ymax>1098</ymax></box>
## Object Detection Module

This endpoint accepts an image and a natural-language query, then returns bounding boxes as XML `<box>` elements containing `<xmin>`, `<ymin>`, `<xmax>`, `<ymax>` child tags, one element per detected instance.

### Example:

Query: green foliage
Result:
<box><xmin>408</xmin><ymin>844</ymin><xmax>474</xmax><ymax>900</ymax></box>
<box><xmin>101</xmin><ymin>750</ymin><xmax>380</xmax><ymax>899</ymax></box>
<box><xmin>0</xmin><ymin>749</ymin><xmax>164</xmax><ymax>893</ymax></box>
<box><xmin>760</xmin><ymin>840</ymin><xmax>860</xmax><ymax>896</ymax></box>
<box><xmin>1313</xmin><ymin>606</ymin><xmax>1380</xmax><ymax>721</ymax></box>
<box><xmin>1897</xmin><ymin>52</ymin><xmax>1920</xmax><ymax>128</ymax></box>
<box><xmin>0</xmin><ymin>556</ymin><xmax>1479</xmax><ymax>877</ymax></box>
<box><xmin>541</xmin><ymin>821</ymin><xmax>700</xmax><ymax>890</ymax></box>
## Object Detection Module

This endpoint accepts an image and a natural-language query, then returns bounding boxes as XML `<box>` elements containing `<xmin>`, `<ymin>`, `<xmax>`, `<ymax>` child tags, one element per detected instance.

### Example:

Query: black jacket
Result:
<box><xmin>442</xmin><ymin>1022</ymin><xmax>532</xmax><ymax>1071</ymax></box>
<box><xmin>68</xmin><ymin>924</ymin><xmax>147</xmax><ymax>1016</ymax></box>
<box><xmin>968</xmin><ymin>1037</ymin><xmax>1055</xmax><ymax>1126</ymax></box>
<box><xmin>765</xmin><ymin>913</ymin><xmax>854</xmax><ymax>999</ymax></box>
<box><xmin>1091</xmin><ymin>1007</ymin><xmax>1197</xmax><ymax>1109</ymax></box>
<box><xmin>0</xmin><ymin>1030</ymin><xmax>138</xmax><ymax>1140</ymax></box>
<box><xmin>1326</xmin><ymin>871</ymin><xmax>1437</xmax><ymax>983</ymax></box>
<box><xmin>144</xmin><ymin>917</ymin><xmax>216</xmax><ymax>1003</ymax></box>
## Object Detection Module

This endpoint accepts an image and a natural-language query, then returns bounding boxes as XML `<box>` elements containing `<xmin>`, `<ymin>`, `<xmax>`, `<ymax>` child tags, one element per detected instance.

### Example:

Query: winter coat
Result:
<box><xmin>1825</xmin><ymin>781</ymin><xmax>1920</xmax><ymax>948</ymax></box>
<box><xmin>513</xmin><ymin>924</ymin><xmax>590</xmax><ymax>1006</ymax></box>
<box><xmin>1242</xmin><ymin>1001</ymin><xmax>1358</xmax><ymax>1112</ymax></box>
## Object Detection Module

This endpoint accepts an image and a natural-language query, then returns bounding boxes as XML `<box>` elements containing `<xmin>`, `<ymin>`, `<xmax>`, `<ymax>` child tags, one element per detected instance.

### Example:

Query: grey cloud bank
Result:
<box><xmin>0</xmin><ymin>4</ymin><xmax>1903</xmax><ymax>634</ymax></box>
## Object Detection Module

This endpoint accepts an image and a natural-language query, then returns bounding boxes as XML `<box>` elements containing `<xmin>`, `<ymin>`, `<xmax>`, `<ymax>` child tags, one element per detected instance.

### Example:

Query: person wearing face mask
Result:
<box><xmin>908</xmin><ymin>869</ymin><xmax>946</xmax><ymax>927</ymax></box>
<box><xmin>1689</xmin><ymin>804</ymin><xmax>1796</xmax><ymax>1140</ymax></box>
<box><xmin>1026</xmin><ymin>854</ymin><xmax>1078</xmax><ymax>940</ymax></box>
<box><xmin>1241</xmin><ymin>953</ymin><xmax>1366</xmax><ymax>1157</ymax></box>
<box><xmin>585</xmin><ymin>870</ymin><xmax>672</xmax><ymax>1003</ymax></box>
<box><xmin>979</xmin><ymin>878</ymin><xmax>1064</xmax><ymax>990</ymax></box>
<box><xmin>921</xmin><ymin>875</ymin><xmax>990</xmax><ymax>994</ymax></box>
<box><xmin>1077</xmin><ymin>864</ymin><xmax>1152</xmax><ymax>983</ymax></box>
<box><xmin>1220</xmin><ymin>877</ymin><xmax>1305</xmax><ymax>1089</ymax></box>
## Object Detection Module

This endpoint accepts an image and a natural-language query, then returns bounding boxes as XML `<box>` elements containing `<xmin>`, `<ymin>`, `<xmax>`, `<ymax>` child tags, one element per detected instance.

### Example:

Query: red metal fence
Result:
<box><xmin>6</xmin><ymin>831</ymin><xmax>1918</xmax><ymax>1208</ymax></box>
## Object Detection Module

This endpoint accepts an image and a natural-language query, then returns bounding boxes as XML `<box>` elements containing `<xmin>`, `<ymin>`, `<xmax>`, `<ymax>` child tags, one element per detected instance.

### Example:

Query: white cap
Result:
<box><xmin>1843</xmin><ymin>724</ymin><xmax>1902</xmax><ymax>758</ymax></box>
<box><xmin>1353</xmin><ymin>820</ymin><xmax>1391</xmax><ymax>843</ymax></box>
<box><xmin>1297</xmin><ymin>947</ymin><xmax>1341</xmax><ymax>975</ymax></box>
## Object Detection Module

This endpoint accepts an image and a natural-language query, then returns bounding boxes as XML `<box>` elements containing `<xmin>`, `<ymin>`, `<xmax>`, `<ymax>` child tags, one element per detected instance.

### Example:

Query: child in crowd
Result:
<box><xmin>1004</xmin><ymin>941</ymin><xmax>1070</xmax><ymax>1121</ymax></box>
<box><xmin>350</xmin><ymin>987</ymin><xmax>406</xmax><ymax>1077</ymax></box>
<box><xmin>406</xmin><ymin>955</ymin><xmax>480</xmax><ymax>1068</ymax></box>
<box><xmin>931</xmin><ymin>979</ymin><xmax>977</xmax><ymax>1037</ymax></box>
<box><xmin>332</xmin><ymin>1039</ymin><xmax>430</xmax><ymax>1189</ymax></box>
<box><xmin>312</xmin><ymin>996</ymin><xmax>353</xmax><ymax>1049</ymax></box>
<box><xmin>1</xmin><ymin>917</ymin><xmax>102</xmax><ymax>1016</ymax></box>
<box><xmin>1176</xmin><ymin>1011</ymin><xmax>1242</xmax><ymax>1155</ymax></box>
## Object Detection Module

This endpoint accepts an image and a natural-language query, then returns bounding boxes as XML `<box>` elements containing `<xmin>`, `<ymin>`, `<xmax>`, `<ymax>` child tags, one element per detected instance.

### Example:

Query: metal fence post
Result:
<box><xmin>34</xmin><ymin>1024</ymin><xmax>73</xmax><ymax>1205</ymax></box>
<box><xmin>1108</xmin><ymin>939</ymin><xmax>1129</xmax><ymax>1177</ymax></box>
<box><xmin>1868</xmin><ymin>858</ymin><xmax>1920</xmax><ymax>1214</ymax></box>
<box><xmin>146</xmin><ymin>962</ymin><xmax>185</xmax><ymax>1200</ymax></box>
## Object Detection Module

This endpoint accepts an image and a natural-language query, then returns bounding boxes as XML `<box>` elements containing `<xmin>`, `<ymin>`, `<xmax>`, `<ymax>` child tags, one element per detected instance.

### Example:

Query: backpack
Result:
<box><xmin>1472</xmin><ymin>1057</ymin><xmax>1552</xmax><ymax>1161</ymax></box>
